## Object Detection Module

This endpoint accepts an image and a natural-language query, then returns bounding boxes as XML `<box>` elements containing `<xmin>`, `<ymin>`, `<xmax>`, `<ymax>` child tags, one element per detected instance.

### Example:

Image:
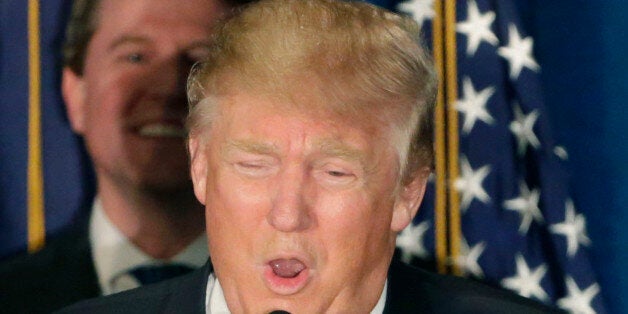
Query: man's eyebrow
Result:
<box><xmin>223</xmin><ymin>139</ymin><xmax>370</xmax><ymax>166</ymax></box>
<box><xmin>316</xmin><ymin>139</ymin><xmax>366</xmax><ymax>164</ymax></box>
<box><xmin>223</xmin><ymin>140</ymin><xmax>279</xmax><ymax>156</ymax></box>
<box><xmin>108</xmin><ymin>35</ymin><xmax>151</xmax><ymax>51</ymax></box>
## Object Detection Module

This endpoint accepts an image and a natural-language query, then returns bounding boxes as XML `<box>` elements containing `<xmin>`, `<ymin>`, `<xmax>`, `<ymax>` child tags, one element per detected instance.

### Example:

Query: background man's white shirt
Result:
<box><xmin>90</xmin><ymin>198</ymin><xmax>208</xmax><ymax>295</ymax></box>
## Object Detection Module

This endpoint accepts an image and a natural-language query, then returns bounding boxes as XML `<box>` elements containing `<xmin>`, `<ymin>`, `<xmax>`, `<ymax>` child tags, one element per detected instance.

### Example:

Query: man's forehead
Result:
<box><xmin>94</xmin><ymin>0</ymin><xmax>222</xmax><ymax>32</ymax></box>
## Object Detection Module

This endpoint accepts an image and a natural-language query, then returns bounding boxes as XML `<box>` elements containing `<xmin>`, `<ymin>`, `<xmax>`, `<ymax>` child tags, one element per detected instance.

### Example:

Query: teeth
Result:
<box><xmin>138</xmin><ymin>124</ymin><xmax>186</xmax><ymax>138</ymax></box>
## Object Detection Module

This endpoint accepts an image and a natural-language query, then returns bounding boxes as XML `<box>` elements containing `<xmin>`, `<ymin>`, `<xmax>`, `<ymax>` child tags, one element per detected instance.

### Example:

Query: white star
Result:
<box><xmin>501</xmin><ymin>254</ymin><xmax>549</xmax><ymax>301</ymax></box>
<box><xmin>454</xmin><ymin>156</ymin><xmax>491</xmax><ymax>212</ymax></box>
<box><xmin>557</xmin><ymin>277</ymin><xmax>600</xmax><ymax>314</ymax></box>
<box><xmin>503</xmin><ymin>181</ymin><xmax>543</xmax><ymax>234</ymax></box>
<box><xmin>550</xmin><ymin>199</ymin><xmax>591</xmax><ymax>258</ymax></box>
<box><xmin>452</xmin><ymin>236</ymin><xmax>485</xmax><ymax>278</ymax></box>
<box><xmin>497</xmin><ymin>24</ymin><xmax>540</xmax><ymax>80</ymax></box>
<box><xmin>456</xmin><ymin>77</ymin><xmax>495</xmax><ymax>134</ymax></box>
<box><xmin>509</xmin><ymin>103</ymin><xmax>540</xmax><ymax>155</ymax></box>
<box><xmin>396</xmin><ymin>221</ymin><xmax>431</xmax><ymax>263</ymax></box>
<box><xmin>456</xmin><ymin>0</ymin><xmax>498</xmax><ymax>56</ymax></box>
<box><xmin>397</xmin><ymin>0</ymin><xmax>435</xmax><ymax>28</ymax></box>
<box><xmin>554</xmin><ymin>146</ymin><xmax>569</xmax><ymax>160</ymax></box>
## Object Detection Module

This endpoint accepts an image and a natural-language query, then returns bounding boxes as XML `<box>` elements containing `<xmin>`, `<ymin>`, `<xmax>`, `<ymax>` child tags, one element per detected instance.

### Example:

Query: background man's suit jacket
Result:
<box><xmin>57</xmin><ymin>259</ymin><xmax>563</xmax><ymax>313</ymax></box>
<box><xmin>0</xmin><ymin>222</ymin><xmax>101</xmax><ymax>314</ymax></box>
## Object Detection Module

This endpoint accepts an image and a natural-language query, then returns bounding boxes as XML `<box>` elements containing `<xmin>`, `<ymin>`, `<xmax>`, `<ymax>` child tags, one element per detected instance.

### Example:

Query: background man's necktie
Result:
<box><xmin>129</xmin><ymin>264</ymin><xmax>194</xmax><ymax>285</ymax></box>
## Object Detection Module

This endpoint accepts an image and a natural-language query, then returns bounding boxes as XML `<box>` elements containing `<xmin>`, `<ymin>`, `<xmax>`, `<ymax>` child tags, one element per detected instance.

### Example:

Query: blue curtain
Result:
<box><xmin>0</xmin><ymin>0</ymin><xmax>93</xmax><ymax>258</ymax></box>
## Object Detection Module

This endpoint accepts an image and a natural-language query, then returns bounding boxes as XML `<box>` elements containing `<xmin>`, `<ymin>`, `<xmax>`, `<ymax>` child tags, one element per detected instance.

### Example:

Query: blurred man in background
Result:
<box><xmin>0</xmin><ymin>0</ymin><xmax>248</xmax><ymax>312</ymax></box>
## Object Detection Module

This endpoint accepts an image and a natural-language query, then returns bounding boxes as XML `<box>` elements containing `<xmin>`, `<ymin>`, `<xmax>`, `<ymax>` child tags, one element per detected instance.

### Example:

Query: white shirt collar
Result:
<box><xmin>205</xmin><ymin>273</ymin><xmax>387</xmax><ymax>314</ymax></box>
<box><xmin>89</xmin><ymin>198</ymin><xmax>208</xmax><ymax>295</ymax></box>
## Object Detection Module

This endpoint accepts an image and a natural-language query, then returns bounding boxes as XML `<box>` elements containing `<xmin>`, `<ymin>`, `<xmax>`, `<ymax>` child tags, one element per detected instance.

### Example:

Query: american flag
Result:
<box><xmin>363</xmin><ymin>0</ymin><xmax>607</xmax><ymax>313</ymax></box>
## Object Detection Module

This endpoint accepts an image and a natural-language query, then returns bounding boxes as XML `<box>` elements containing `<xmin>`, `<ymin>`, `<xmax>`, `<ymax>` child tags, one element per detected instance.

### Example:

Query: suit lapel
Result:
<box><xmin>27</xmin><ymin>222</ymin><xmax>102</xmax><ymax>311</ymax></box>
<box><xmin>53</xmin><ymin>222</ymin><xmax>102</xmax><ymax>299</ymax></box>
<box><xmin>162</xmin><ymin>260</ymin><xmax>213</xmax><ymax>313</ymax></box>
<box><xmin>383</xmin><ymin>260</ymin><xmax>433</xmax><ymax>313</ymax></box>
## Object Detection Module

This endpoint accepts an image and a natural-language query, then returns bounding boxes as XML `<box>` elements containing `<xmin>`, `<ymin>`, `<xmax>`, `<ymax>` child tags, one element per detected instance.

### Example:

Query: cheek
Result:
<box><xmin>318</xmin><ymin>192</ymin><xmax>392</xmax><ymax>251</ymax></box>
<box><xmin>204</xmin><ymin>163</ymin><xmax>269</xmax><ymax>242</ymax></box>
<box><xmin>82</xmin><ymin>87</ymin><xmax>125</xmax><ymax>129</ymax></box>
<box><xmin>204</xmin><ymin>167</ymin><xmax>274</xmax><ymax>281</ymax></box>
<box><xmin>320</xmin><ymin>194</ymin><xmax>392</xmax><ymax>260</ymax></box>
<box><xmin>84</xmin><ymin>66</ymin><xmax>147</xmax><ymax>113</ymax></box>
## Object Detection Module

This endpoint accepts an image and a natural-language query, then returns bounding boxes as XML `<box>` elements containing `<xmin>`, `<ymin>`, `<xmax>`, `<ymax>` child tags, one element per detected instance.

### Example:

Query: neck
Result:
<box><xmin>97</xmin><ymin>177</ymin><xmax>205</xmax><ymax>259</ymax></box>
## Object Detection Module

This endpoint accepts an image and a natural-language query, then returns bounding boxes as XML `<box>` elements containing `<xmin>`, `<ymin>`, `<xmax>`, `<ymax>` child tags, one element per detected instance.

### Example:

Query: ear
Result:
<box><xmin>61</xmin><ymin>68</ymin><xmax>87</xmax><ymax>134</ymax></box>
<box><xmin>390</xmin><ymin>167</ymin><xmax>431</xmax><ymax>232</ymax></box>
<box><xmin>188</xmin><ymin>136</ymin><xmax>208</xmax><ymax>205</ymax></box>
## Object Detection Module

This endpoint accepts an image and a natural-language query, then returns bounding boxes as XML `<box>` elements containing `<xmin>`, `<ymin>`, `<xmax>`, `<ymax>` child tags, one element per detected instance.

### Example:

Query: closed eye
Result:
<box><xmin>233</xmin><ymin>161</ymin><xmax>276</xmax><ymax>177</ymax></box>
<box><xmin>327</xmin><ymin>170</ymin><xmax>351</xmax><ymax>177</ymax></box>
<box><xmin>237</xmin><ymin>161</ymin><xmax>266</xmax><ymax>169</ymax></box>
<box><xmin>314</xmin><ymin>163</ymin><xmax>359</xmax><ymax>188</ymax></box>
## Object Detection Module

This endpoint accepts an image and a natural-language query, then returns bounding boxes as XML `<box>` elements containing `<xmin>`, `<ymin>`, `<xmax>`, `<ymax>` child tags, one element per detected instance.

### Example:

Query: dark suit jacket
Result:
<box><xmin>0</xmin><ymin>223</ymin><xmax>101</xmax><ymax>314</ymax></box>
<box><xmin>56</xmin><ymin>259</ymin><xmax>563</xmax><ymax>313</ymax></box>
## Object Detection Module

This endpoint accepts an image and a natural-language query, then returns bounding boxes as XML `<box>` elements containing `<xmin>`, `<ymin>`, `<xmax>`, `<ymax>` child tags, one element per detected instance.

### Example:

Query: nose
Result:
<box><xmin>147</xmin><ymin>55</ymin><xmax>192</xmax><ymax>106</ymax></box>
<box><xmin>267</xmin><ymin>168</ymin><xmax>312</xmax><ymax>232</ymax></box>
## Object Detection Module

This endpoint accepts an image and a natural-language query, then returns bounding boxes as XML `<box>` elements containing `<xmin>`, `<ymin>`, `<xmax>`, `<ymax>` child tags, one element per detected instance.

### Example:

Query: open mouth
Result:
<box><xmin>137</xmin><ymin>123</ymin><xmax>186</xmax><ymax>138</ymax></box>
<box><xmin>270</xmin><ymin>258</ymin><xmax>306</xmax><ymax>278</ymax></box>
<box><xmin>263</xmin><ymin>258</ymin><xmax>310</xmax><ymax>295</ymax></box>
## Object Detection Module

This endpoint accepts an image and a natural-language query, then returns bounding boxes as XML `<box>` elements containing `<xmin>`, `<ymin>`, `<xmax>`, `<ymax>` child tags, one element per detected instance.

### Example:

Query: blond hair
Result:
<box><xmin>188</xmin><ymin>0</ymin><xmax>437</xmax><ymax>182</ymax></box>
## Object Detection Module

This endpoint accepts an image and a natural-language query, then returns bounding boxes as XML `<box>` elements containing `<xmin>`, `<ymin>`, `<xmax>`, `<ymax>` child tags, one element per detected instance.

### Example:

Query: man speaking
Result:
<box><xmin>59</xmin><ymin>0</ymin><xmax>562</xmax><ymax>312</ymax></box>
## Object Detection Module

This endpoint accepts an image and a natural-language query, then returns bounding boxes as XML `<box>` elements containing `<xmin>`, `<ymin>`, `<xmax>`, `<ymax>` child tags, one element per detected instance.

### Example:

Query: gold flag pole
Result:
<box><xmin>27</xmin><ymin>0</ymin><xmax>46</xmax><ymax>252</ymax></box>
<box><xmin>444</xmin><ymin>0</ymin><xmax>462</xmax><ymax>276</ymax></box>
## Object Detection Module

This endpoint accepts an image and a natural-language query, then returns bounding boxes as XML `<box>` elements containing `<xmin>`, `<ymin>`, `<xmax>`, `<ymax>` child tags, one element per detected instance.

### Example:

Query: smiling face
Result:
<box><xmin>189</xmin><ymin>93</ymin><xmax>428</xmax><ymax>313</ymax></box>
<box><xmin>62</xmin><ymin>0</ymin><xmax>227</xmax><ymax>193</ymax></box>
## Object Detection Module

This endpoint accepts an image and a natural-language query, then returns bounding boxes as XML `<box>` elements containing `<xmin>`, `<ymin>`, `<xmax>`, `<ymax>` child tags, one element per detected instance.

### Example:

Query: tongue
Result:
<box><xmin>270</xmin><ymin>258</ymin><xmax>306</xmax><ymax>278</ymax></box>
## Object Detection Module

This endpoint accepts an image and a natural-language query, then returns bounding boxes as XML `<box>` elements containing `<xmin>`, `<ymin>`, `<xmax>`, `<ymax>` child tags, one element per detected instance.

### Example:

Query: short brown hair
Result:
<box><xmin>62</xmin><ymin>0</ymin><xmax>99</xmax><ymax>75</ymax></box>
